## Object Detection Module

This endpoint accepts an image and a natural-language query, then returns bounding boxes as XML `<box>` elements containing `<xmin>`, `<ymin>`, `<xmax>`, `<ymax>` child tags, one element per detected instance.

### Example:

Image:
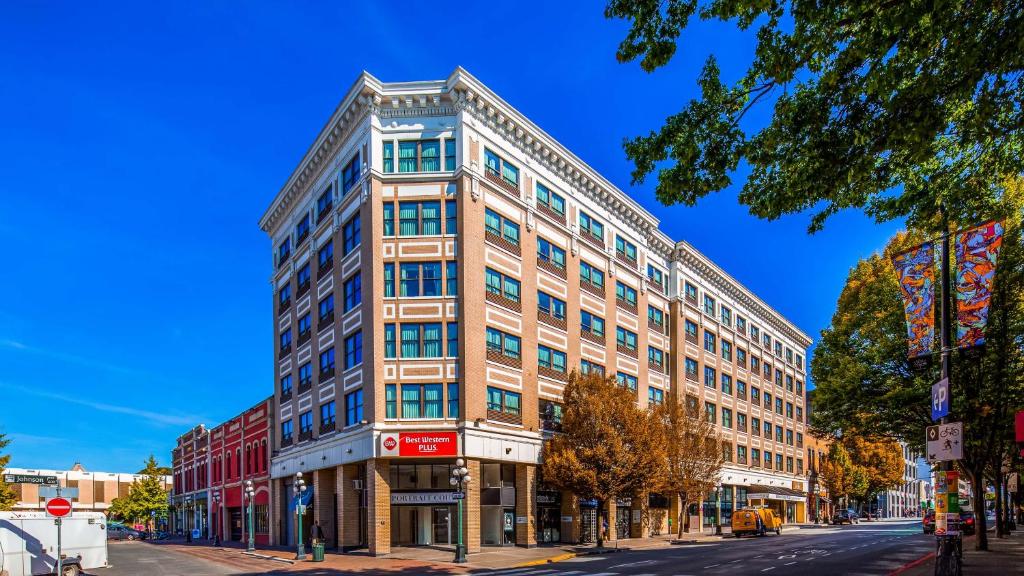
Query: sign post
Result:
<box><xmin>46</xmin><ymin>494</ymin><xmax>73</xmax><ymax>576</ymax></box>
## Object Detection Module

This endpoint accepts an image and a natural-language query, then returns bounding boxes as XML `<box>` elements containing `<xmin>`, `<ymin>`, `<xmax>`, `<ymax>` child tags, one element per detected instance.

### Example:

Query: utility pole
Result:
<box><xmin>936</xmin><ymin>206</ymin><xmax>959</xmax><ymax>573</ymax></box>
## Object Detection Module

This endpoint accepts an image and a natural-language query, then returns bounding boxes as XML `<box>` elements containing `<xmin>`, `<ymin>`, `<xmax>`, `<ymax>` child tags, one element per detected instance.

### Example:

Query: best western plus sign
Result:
<box><xmin>380</xmin><ymin>432</ymin><xmax>458</xmax><ymax>457</ymax></box>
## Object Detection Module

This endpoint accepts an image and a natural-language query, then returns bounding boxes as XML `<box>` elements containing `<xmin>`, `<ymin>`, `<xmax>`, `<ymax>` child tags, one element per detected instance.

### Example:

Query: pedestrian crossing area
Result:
<box><xmin>485</xmin><ymin>565</ymin><xmax>659</xmax><ymax>569</ymax></box>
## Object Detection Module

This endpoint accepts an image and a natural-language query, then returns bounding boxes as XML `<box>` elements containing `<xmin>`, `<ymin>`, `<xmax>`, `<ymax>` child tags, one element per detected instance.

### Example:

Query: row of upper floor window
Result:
<box><xmin>278</xmin><ymin>271</ymin><xmax>363</xmax><ymax>353</ymax></box>
<box><xmin>685</xmin><ymin>324</ymin><xmax>804</xmax><ymax>388</ymax></box>
<box><xmin>700</xmin><ymin>398</ymin><xmax>805</xmax><ymax>446</ymax></box>
<box><xmin>208</xmin><ymin>441</ymin><xmax>268</xmax><ymax>485</ymax></box>
<box><xmin>280</xmin><ymin>388</ymin><xmax>365</xmax><ymax>446</ymax></box>
<box><xmin>683</xmin><ymin>281</ymin><xmax>804</xmax><ymax>369</ymax></box>
<box><xmin>276</xmin><ymin>212</ymin><xmax>361</xmax><ymax>309</ymax></box>
<box><xmin>685</xmin><ymin>359</ymin><xmax>804</xmax><ymax>409</ymax></box>
<box><xmin>279</xmin><ymin>330</ymin><xmax>363</xmax><ymax>399</ymax></box>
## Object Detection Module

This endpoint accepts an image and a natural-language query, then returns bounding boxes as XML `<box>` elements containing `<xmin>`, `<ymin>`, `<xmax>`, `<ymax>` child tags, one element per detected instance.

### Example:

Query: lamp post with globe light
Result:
<box><xmin>245</xmin><ymin>480</ymin><xmax>256</xmax><ymax>552</ymax></box>
<box><xmin>714</xmin><ymin>482</ymin><xmax>723</xmax><ymax>536</ymax></box>
<box><xmin>293</xmin><ymin>472</ymin><xmax>307</xmax><ymax>560</ymax></box>
<box><xmin>212</xmin><ymin>490</ymin><xmax>221</xmax><ymax>546</ymax></box>
<box><xmin>450</xmin><ymin>458</ymin><xmax>472</xmax><ymax>563</ymax></box>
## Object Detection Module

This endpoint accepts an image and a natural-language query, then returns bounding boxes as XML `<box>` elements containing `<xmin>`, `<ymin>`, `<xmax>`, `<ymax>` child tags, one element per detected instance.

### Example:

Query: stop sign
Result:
<box><xmin>45</xmin><ymin>497</ymin><xmax>73</xmax><ymax>518</ymax></box>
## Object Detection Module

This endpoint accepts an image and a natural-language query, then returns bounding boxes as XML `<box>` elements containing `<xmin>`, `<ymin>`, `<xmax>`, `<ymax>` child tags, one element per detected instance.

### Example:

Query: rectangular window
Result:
<box><xmin>321</xmin><ymin>400</ymin><xmax>337</xmax><ymax>429</ymax></box>
<box><xmin>382</xmin><ymin>141</ymin><xmax>394</xmax><ymax>173</ymax></box>
<box><xmin>384</xmin><ymin>324</ymin><xmax>396</xmax><ymax>358</ymax></box>
<box><xmin>751</xmin><ymin>447</ymin><xmax>761</xmax><ymax>466</ymax></box>
<box><xmin>580</xmin><ymin>311</ymin><xmax>605</xmax><ymax>338</ymax></box>
<box><xmin>344</xmin><ymin>391</ymin><xmax>363</xmax><ymax>426</ymax></box>
<box><xmin>485</xmin><ymin>267</ymin><xmax>521</xmax><ymax>302</ymax></box>
<box><xmin>775</xmin><ymin>368</ymin><xmax>783</xmax><ymax>387</ymax></box>
<box><xmin>446</xmin><ymin>322</ymin><xmax>458</xmax><ymax>357</ymax></box>
<box><xmin>383</xmin><ymin>202</ymin><xmax>395</xmax><ymax>236</ymax></box>
<box><xmin>615</xmin><ymin>282</ymin><xmax>638</xmax><ymax>307</ymax></box>
<box><xmin>615</xmin><ymin>327</ymin><xmax>638</xmax><ymax>351</ymax></box>
<box><xmin>648</xmin><ymin>346</ymin><xmax>665</xmax><ymax>370</ymax></box>
<box><xmin>764</xmin><ymin>333</ymin><xmax>772</xmax><ymax>348</ymax></box>
<box><xmin>537</xmin><ymin>345</ymin><xmax>567</xmax><ymax>373</ymax></box>
<box><xmin>751</xmin><ymin>386</ymin><xmax>761</xmax><ymax>404</ymax></box>
<box><xmin>648</xmin><ymin>305</ymin><xmax>665</xmax><ymax>328</ymax></box>
<box><xmin>319</xmin><ymin>346</ymin><xmax>336</xmax><ymax>377</ymax></box>
<box><xmin>737</xmin><ymin>380</ymin><xmax>747</xmax><ymax>400</ymax></box>
<box><xmin>777</xmin><ymin>454</ymin><xmax>784</xmax><ymax>471</ymax></box>
<box><xmin>786</xmin><ymin>402</ymin><xmax>794</xmax><ymax>418</ymax></box>
<box><xmin>343</xmin><ymin>214</ymin><xmax>361</xmax><ymax>255</ymax></box>
<box><xmin>703</xmin><ymin>294</ymin><xmax>715</xmax><ymax>316</ymax></box>
<box><xmin>796</xmin><ymin>406</ymin><xmax>804</xmax><ymax>421</ymax></box>
<box><xmin>298</xmin><ymin>314</ymin><xmax>311</xmax><ymax>340</ymax></box>
<box><xmin>422</xmin><ymin>262</ymin><xmax>441</xmax><ymax>296</ymax></box>
<box><xmin>786</xmin><ymin>429</ymin><xmax>794</xmax><ymax>446</ymax></box>
<box><xmin>447</xmin><ymin>382</ymin><xmax>459</xmax><ymax>418</ymax></box>
<box><xmin>721</xmin><ymin>374</ymin><xmax>733</xmax><ymax>395</ymax></box>
<box><xmin>344</xmin><ymin>331</ymin><xmax>362</xmax><ymax>369</ymax></box>
<box><xmin>722</xmin><ymin>407</ymin><xmax>733</xmax><ymax>429</ymax></box>
<box><xmin>396</xmin><ymin>384</ymin><xmax>441</xmax><ymax>420</ymax></box>
<box><xmin>786</xmin><ymin>375</ymin><xmax>794</xmax><ymax>391</ymax></box>
<box><xmin>776</xmin><ymin>425</ymin><xmax>784</xmax><ymax>442</ymax></box>
<box><xmin>280</xmin><ymin>328</ymin><xmax>292</xmax><ymax>351</ymax></box>
<box><xmin>685</xmin><ymin>319</ymin><xmax>698</xmax><ymax>341</ymax></box>
<box><xmin>484</xmin><ymin>208</ymin><xmax>520</xmax><ymax>246</ymax></box>
<box><xmin>318</xmin><ymin>240</ymin><xmax>334</xmax><ymax>274</ymax></box>
<box><xmin>281</xmin><ymin>420</ymin><xmax>293</xmax><ymax>442</ymax></box>
<box><xmin>535</xmin><ymin>182</ymin><xmax>566</xmax><ymax>216</ymax></box>
<box><xmin>736</xmin><ymin>315</ymin><xmax>746</xmax><ymax>332</ymax></box>
<box><xmin>704</xmin><ymin>366</ymin><xmax>716</xmax><ymax>389</ymax></box>
<box><xmin>538</xmin><ymin>291</ymin><xmax>567</xmax><ymax>320</ymax></box>
<box><xmin>738</xmin><ymin>445</ymin><xmax>748</xmax><ymax>465</ymax></box>
<box><xmin>581</xmin><ymin>359</ymin><xmax>605</xmax><ymax>376</ymax></box>
<box><xmin>775</xmin><ymin>341</ymin><xmax>783</xmax><ymax>357</ymax></box>
<box><xmin>445</xmin><ymin>200</ymin><xmax>457</xmax><ymax>235</ymax></box>
<box><xmin>383</xmin><ymin>263</ymin><xmax>395</xmax><ymax>298</ymax></box>
<box><xmin>750</xmin><ymin>325</ymin><xmax>760</xmax><ymax>341</ymax></box>
<box><xmin>764</xmin><ymin>421</ymin><xmax>773</xmax><ymax>437</ymax></box>
<box><xmin>736</xmin><ymin>348</ymin><xmax>747</xmax><ymax>368</ymax></box>
<box><xmin>776</xmin><ymin>397</ymin><xmax>783</xmax><ymax>415</ymax></box>
<box><xmin>297</xmin><ymin>264</ymin><xmax>311</xmax><ymax>293</ymax></box>
<box><xmin>441</xmin><ymin>261</ymin><xmax>455</xmax><ymax>296</ymax></box>
<box><xmin>487</xmin><ymin>386</ymin><xmax>521</xmax><ymax>415</ymax></box>
<box><xmin>280</xmin><ymin>374</ymin><xmax>293</xmax><ymax>396</ymax></box>
<box><xmin>342</xmin><ymin>153</ymin><xmax>360</xmax><ymax>194</ymax></box>
<box><xmin>751</xmin><ymin>356</ymin><xmax>760</xmax><ymax>372</ymax></box>
<box><xmin>444</xmin><ymin>138</ymin><xmax>456</xmax><ymax>171</ymax></box>
<box><xmin>764</xmin><ymin>391</ymin><xmax>772</xmax><ymax>410</ymax></box>
<box><xmin>278</xmin><ymin>238</ymin><xmax>291</xmax><ymax>266</ymax></box>
<box><xmin>721</xmin><ymin>305</ymin><xmax>732</xmax><ymax>325</ymax></box>
<box><xmin>580</xmin><ymin>261</ymin><xmax>605</xmax><ymax>290</ymax></box>
<box><xmin>648</xmin><ymin>387</ymin><xmax>664</xmax><ymax>405</ymax></box>
<box><xmin>797</xmin><ymin>432</ymin><xmax>804</xmax><ymax>448</ymax></box>
<box><xmin>647</xmin><ymin>265</ymin><xmax>664</xmax><ymax>287</ymax></box>
<box><xmin>615</xmin><ymin>235</ymin><xmax>637</xmax><ymax>262</ymax></box>
<box><xmin>737</xmin><ymin>413</ymin><xmax>747</xmax><ymax>433</ymax></box>
<box><xmin>399</xmin><ymin>323</ymin><xmax>443</xmax><ymax>358</ymax></box>
<box><xmin>486</xmin><ymin>327</ymin><xmax>521</xmax><ymax>359</ymax></box>
<box><xmin>796</xmin><ymin>354</ymin><xmax>803</xmax><ymax>369</ymax></box>
<box><xmin>344</xmin><ymin>273</ymin><xmax>362</xmax><ymax>312</ymax></box>
<box><xmin>722</xmin><ymin>340</ymin><xmax>733</xmax><ymax>362</ymax></box>
<box><xmin>399</xmin><ymin>262</ymin><xmax>443</xmax><ymax>297</ymax></box>
<box><xmin>615</xmin><ymin>372</ymin><xmax>638</xmax><ymax>391</ymax></box>
<box><xmin>401</xmin><ymin>384</ymin><xmax>421</xmax><ymax>418</ymax></box>
<box><xmin>484</xmin><ymin>149</ymin><xmax>519</xmax><ymax>188</ymax></box>
<box><xmin>797</xmin><ymin>380</ymin><xmax>804</xmax><ymax>395</ymax></box>
<box><xmin>705</xmin><ymin>402</ymin><xmax>716</xmax><ymax>423</ymax></box>
<box><xmin>385</xmin><ymin>384</ymin><xmax>397</xmax><ymax>419</ymax></box>
<box><xmin>537</xmin><ymin>237</ymin><xmax>567</xmax><ymax>269</ymax></box>
<box><xmin>752</xmin><ymin>417</ymin><xmax>761</xmax><ymax>437</ymax></box>
<box><xmin>278</xmin><ymin>283</ymin><xmax>291</xmax><ymax>308</ymax></box>
<box><xmin>317</xmin><ymin>185</ymin><xmax>333</xmax><ymax>222</ymax></box>
<box><xmin>704</xmin><ymin>331</ymin><xmax>717</xmax><ymax>353</ymax></box>
<box><xmin>685</xmin><ymin>357</ymin><xmax>698</xmax><ymax>380</ymax></box>
<box><xmin>578</xmin><ymin>210</ymin><xmax>604</xmax><ymax>243</ymax></box>
<box><xmin>296</xmin><ymin>214</ymin><xmax>310</xmax><ymax>245</ymax></box>
<box><xmin>299</xmin><ymin>411</ymin><xmax>313</xmax><ymax>434</ymax></box>
<box><xmin>398</xmin><ymin>202</ymin><xmax>443</xmax><ymax>236</ymax></box>
<box><xmin>299</xmin><ymin>362</ymin><xmax>312</xmax><ymax>389</ymax></box>
<box><xmin>685</xmin><ymin>282</ymin><xmax>698</xmax><ymax>302</ymax></box>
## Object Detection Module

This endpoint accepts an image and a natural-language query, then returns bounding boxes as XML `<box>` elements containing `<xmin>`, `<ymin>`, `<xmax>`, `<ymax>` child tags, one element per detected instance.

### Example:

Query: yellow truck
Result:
<box><xmin>731</xmin><ymin>506</ymin><xmax>782</xmax><ymax>537</ymax></box>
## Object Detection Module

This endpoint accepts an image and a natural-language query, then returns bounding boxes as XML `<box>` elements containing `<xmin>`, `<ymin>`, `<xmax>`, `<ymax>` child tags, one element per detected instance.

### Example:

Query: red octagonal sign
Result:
<box><xmin>45</xmin><ymin>497</ymin><xmax>73</xmax><ymax>518</ymax></box>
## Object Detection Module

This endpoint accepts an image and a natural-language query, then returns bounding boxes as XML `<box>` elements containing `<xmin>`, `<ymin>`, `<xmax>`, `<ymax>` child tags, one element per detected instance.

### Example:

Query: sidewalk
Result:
<box><xmin>895</xmin><ymin>531</ymin><xmax>1024</xmax><ymax>576</ymax></box>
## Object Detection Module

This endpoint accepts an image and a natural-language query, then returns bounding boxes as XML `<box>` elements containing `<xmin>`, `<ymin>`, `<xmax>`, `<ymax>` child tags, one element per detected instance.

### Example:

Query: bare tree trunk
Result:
<box><xmin>596</xmin><ymin>499</ymin><xmax>605</xmax><ymax>549</ymax></box>
<box><xmin>971</xmin><ymin>470</ymin><xmax>989</xmax><ymax>551</ymax></box>
<box><xmin>995</xmin><ymin>473</ymin><xmax>1005</xmax><ymax>537</ymax></box>
<box><xmin>678</xmin><ymin>496</ymin><xmax>687</xmax><ymax>539</ymax></box>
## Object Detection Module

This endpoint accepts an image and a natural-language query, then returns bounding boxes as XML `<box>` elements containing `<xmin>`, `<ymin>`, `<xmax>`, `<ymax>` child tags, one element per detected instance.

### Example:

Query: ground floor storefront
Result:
<box><xmin>210</xmin><ymin>480</ymin><xmax>272</xmax><ymax>546</ymax></box>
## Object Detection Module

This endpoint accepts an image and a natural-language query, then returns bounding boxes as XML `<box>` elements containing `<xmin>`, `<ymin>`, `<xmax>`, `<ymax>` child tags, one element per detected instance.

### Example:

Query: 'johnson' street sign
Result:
<box><xmin>4</xmin><ymin>474</ymin><xmax>59</xmax><ymax>486</ymax></box>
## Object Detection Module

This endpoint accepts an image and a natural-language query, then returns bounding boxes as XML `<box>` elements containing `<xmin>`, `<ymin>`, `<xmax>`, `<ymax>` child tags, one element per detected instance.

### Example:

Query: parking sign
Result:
<box><xmin>932</xmin><ymin>378</ymin><xmax>950</xmax><ymax>421</ymax></box>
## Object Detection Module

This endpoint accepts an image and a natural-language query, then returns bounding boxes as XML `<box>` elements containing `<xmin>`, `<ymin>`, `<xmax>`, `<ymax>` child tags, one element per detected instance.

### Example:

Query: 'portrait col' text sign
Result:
<box><xmin>380</xmin><ymin>431</ymin><xmax>458</xmax><ymax>457</ymax></box>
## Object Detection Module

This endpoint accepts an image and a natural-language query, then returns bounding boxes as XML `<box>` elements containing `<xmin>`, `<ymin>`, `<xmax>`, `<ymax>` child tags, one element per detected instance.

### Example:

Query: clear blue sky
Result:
<box><xmin>0</xmin><ymin>2</ymin><xmax>902</xmax><ymax>472</ymax></box>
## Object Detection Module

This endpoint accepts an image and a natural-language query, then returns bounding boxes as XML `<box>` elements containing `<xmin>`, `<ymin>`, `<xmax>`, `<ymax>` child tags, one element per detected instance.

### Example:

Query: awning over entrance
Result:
<box><xmin>747</xmin><ymin>487</ymin><xmax>807</xmax><ymax>502</ymax></box>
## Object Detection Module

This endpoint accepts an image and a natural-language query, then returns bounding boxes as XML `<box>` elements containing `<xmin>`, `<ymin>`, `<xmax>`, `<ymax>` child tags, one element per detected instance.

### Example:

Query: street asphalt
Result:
<box><xmin>484</xmin><ymin>520</ymin><xmax>932</xmax><ymax>576</ymax></box>
<box><xmin>95</xmin><ymin>541</ymin><xmax>245</xmax><ymax>576</ymax></box>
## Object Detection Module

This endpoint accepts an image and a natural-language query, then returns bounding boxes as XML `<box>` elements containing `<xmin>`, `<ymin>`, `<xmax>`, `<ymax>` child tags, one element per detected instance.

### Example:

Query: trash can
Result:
<box><xmin>312</xmin><ymin>542</ymin><xmax>325</xmax><ymax>562</ymax></box>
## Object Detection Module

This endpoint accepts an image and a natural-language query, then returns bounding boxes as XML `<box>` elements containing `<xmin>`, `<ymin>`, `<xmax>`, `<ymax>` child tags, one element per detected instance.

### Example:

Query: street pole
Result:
<box><xmin>715</xmin><ymin>485</ymin><xmax>722</xmax><ymax>536</ymax></box>
<box><xmin>937</xmin><ymin>206</ymin><xmax>957</xmax><ymax>570</ymax></box>
<box><xmin>294</xmin><ymin>472</ymin><xmax>306</xmax><ymax>560</ymax></box>
<box><xmin>450</xmin><ymin>458</ymin><xmax>471</xmax><ymax>563</ymax></box>
<box><xmin>245</xmin><ymin>480</ymin><xmax>255</xmax><ymax>553</ymax></box>
<box><xmin>56</xmin><ymin>483</ymin><xmax>62</xmax><ymax>576</ymax></box>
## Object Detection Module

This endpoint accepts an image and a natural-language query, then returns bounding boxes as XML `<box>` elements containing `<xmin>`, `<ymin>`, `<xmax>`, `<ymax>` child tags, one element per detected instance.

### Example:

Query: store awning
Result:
<box><xmin>747</xmin><ymin>487</ymin><xmax>807</xmax><ymax>502</ymax></box>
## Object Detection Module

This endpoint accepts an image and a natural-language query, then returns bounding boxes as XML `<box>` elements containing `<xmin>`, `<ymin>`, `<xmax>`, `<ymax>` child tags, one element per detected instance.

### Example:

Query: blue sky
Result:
<box><xmin>0</xmin><ymin>2</ymin><xmax>902</xmax><ymax>473</ymax></box>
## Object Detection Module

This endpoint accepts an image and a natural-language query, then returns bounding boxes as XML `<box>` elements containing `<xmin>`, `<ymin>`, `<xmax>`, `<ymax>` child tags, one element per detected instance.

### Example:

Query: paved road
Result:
<box><xmin>95</xmin><ymin>542</ymin><xmax>251</xmax><ymax>576</ymax></box>
<box><xmin>486</xmin><ymin>520</ymin><xmax>931</xmax><ymax>576</ymax></box>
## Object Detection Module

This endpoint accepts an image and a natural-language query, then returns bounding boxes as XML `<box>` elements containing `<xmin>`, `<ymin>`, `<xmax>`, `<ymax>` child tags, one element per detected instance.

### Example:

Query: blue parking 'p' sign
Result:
<box><xmin>932</xmin><ymin>378</ymin><xmax>950</xmax><ymax>421</ymax></box>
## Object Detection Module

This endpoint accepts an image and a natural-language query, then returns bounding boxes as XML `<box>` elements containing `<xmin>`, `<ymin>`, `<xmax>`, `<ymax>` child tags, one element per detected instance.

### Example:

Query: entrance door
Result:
<box><xmin>230</xmin><ymin>508</ymin><xmax>243</xmax><ymax>541</ymax></box>
<box><xmin>432</xmin><ymin>507</ymin><xmax>451</xmax><ymax>545</ymax></box>
<box><xmin>616</xmin><ymin>507</ymin><xmax>631</xmax><ymax>539</ymax></box>
<box><xmin>537</xmin><ymin>507</ymin><xmax>561</xmax><ymax>543</ymax></box>
<box><xmin>390</xmin><ymin>506</ymin><xmax>418</xmax><ymax>546</ymax></box>
<box><xmin>502</xmin><ymin>509</ymin><xmax>515</xmax><ymax>545</ymax></box>
<box><xmin>579</xmin><ymin>508</ymin><xmax>596</xmax><ymax>543</ymax></box>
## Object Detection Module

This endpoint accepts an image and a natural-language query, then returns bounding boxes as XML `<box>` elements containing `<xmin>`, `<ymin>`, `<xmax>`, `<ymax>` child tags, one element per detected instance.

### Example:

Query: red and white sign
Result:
<box><xmin>380</xmin><ymin>432</ymin><xmax>458</xmax><ymax>457</ymax></box>
<box><xmin>45</xmin><ymin>497</ymin><xmax>73</xmax><ymax>518</ymax></box>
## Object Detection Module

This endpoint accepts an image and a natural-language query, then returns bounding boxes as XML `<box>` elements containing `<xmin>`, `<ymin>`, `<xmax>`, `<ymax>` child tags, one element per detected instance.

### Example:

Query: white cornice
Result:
<box><xmin>674</xmin><ymin>240</ymin><xmax>812</xmax><ymax>349</ymax></box>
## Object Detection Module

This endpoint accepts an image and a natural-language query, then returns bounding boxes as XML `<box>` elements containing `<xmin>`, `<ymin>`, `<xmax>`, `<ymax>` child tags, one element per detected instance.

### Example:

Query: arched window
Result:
<box><xmin>225</xmin><ymin>453</ymin><xmax>231</xmax><ymax>480</ymax></box>
<box><xmin>261</xmin><ymin>440</ymin><xmax>268</xmax><ymax>473</ymax></box>
<box><xmin>245</xmin><ymin>445</ymin><xmax>252</xmax><ymax>475</ymax></box>
<box><xmin>236</xmin><ymin>448</ymin><xmax>241</xmax><ymax>477</ymax></box>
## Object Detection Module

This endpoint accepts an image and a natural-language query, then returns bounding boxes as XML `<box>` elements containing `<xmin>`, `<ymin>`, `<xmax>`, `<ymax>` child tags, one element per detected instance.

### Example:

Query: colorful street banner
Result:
<box><xmin>892</xmin><ymin>243</ymin><xmax>936</xmax><ymax>358</ymax></box>
<box><xmin>955</xmin><ymin>220</ymin><xmax>1004</xmax><ymax>349</ymax></box>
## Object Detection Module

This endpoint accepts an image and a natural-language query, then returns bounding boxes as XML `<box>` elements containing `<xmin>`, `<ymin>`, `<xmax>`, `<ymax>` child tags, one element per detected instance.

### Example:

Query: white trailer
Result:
<box><xmin>0</xmin><ymin>511</ymin><xmax>108</xmax><ymax>576</ymax></box>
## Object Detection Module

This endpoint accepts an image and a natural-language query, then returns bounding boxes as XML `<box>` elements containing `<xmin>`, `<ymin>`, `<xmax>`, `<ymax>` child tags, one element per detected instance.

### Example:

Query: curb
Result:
<box><xmin>887</xmin><ymin>551</ymin><xmax>933</xmax><ymax>576</ymax></box>
<box><xmin>513</xmin><ymin>552</ymin><xmax>577</xmax><ymax>567</ymax></box>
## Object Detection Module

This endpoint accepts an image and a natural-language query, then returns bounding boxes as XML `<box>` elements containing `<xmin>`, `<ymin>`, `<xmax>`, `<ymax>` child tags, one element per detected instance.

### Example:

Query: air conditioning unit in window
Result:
<box><xmin>352</xmin><ymin>479</ymin><xmax>363</xmax><ymax>491</ymax></box>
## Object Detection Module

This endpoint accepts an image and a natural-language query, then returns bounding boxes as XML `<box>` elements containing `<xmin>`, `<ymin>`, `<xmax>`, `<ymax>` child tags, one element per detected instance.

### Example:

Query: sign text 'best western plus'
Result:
<box><xmin>380</xmin><ymin>432</ymin><xmax>458</xmax><ymax>457</ymax></box>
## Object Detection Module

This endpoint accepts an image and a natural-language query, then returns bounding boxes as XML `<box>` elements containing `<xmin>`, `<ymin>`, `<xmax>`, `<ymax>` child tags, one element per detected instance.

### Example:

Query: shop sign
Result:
<box><xmin>615</xmin><ymin>497</ymin><xmax>632</xmax><ymax>507</ymax></box>
<box><xmin>561</xmin><ymin>515</ymin><xmax>574</xmax><ymax>523</ymax></box>
<box><xmin>537</xmin><ymin>491</ymin><xmax>561</xmax><ymax>505</ymax></box>
<box><xmin>380</xmin><ymin>431</ymin><xmax>458</xmax><ymax>457</ymax></box>
<box><xmin>578</xmin><ymin>498</ymin><xmax>597</xmax><ymax>508</ymax></box>
<box><xmin>516</xmin><ymin>516</ymin><xmax>527</xmax><ymax>524</ymax></box>
<box><xmin>391</xmin><ymin>491</ymin><xmax>458</xmax><ymax>505</ymax></box>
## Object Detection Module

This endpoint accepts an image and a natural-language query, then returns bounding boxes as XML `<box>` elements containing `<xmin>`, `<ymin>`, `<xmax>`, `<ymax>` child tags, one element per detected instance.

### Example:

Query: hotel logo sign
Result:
<box><xmin>380</xmin><ymin>431</ymin><xmax>458</xmax><ymax>457</ymax></box>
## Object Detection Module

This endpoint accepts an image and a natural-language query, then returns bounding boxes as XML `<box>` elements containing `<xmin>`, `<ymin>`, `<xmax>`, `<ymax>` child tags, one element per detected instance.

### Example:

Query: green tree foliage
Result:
<box><xmin>107</xmin><ymin>455</ymin><xmax>169</xmax><ymax>529</ymax></box>
<box><xmin>846</xmin><ymin>436</ymin><xmax>905</xmax><ymax>506</ymax></box>
<box><xmin>810</xmin><ymin>184</ymin><xmax>1024</xmax><ymax>548</ymax></box>
<box><xmin>605</xmin><ymin>0</ymin><xmax>1024</xmax><ymax>232</ymax></box>
<box><xmin>542</xmin><ymin>371</ymin><xmax>666</xmax><ymax>547</ymax></box>
<box><xmin>0</xmin><ymin>433</ymin><xmax>17</xmax><ymax>511</ymax></box>
<box><xmin>819</xmin><ymin>441</ymin><xmax>861</xmax><ymax>509</ymax></box>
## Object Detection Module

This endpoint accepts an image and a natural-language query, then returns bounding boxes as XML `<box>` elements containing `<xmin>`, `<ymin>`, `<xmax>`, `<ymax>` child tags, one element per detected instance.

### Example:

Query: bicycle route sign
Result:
<box><xmin>927</xmin><ymin>422</ymin><xmax>963</xmax><ymax>462</ymax></box>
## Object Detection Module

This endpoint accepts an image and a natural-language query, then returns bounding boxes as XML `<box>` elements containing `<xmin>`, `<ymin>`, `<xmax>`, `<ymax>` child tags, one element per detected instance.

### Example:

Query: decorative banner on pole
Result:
<box><xmin>892</xmin><ymin>242</ymin><xmax>936</xmax><ymax>358</ymax></box>
<box><xmin>955</xmin><ymin>220</ymin><xmax>1004</xmax><ymax>349</ymax></box>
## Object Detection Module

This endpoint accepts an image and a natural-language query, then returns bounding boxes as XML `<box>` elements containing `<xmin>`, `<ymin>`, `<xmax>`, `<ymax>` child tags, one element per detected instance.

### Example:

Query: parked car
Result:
<box><xmin>833</xmin><ymin>509</ymin><xmax>860</xmax><ymax>525</ymax></box>
<box><xmin>731</xmin><ymin>506</ymin><xmax>783</xmax><ymax>537</ymax></box>
<box><xmin>960</xmin><ymin>511</ymin><xmax>976</xmax><ymax>536</ymax></box>
<box><xmin>106</xmin><ymin>525</ymin><xmax>143</xmax><ymax>541</ymax></box>
<box><xmin>923</xmin><ymin>510</ymin><xmax>935</xmax><ymax>533</ymax></box>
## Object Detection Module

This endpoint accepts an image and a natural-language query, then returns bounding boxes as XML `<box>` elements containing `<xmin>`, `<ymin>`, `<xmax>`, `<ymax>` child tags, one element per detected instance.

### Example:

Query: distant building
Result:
<box><xmin>4</xmin><ymin>462</ymin><xmax>172</xmax><ymax>515</ymax></box>
<box><xmin>170</xmin><ymin>424</ymin><xmax>210</xmax><ymax>536</ymax></box>
<box><xmin>877</xmin><ymin>442</ymin><xmax>923</xmax><ymax>517</ymax></box>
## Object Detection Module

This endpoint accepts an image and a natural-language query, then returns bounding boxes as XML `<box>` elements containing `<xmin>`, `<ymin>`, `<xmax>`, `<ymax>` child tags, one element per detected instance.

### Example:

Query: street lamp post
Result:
<box><xmin>212</xmin><ymin>490</ymin><xmax>221</xmax><ymax>547</ymax></box>
<box><xmin>293</xmin><ymin>472</ymin><xmax>307</xmax><ymax>560</ymax></box>
<box><xmin>449</xmin><ymin>458</ymin><xmax>472</xmax><ymax>563</ymax></box>
<box><xmin>714</xmin><ymin>483</ymin><xmax>723</xmax><ymax>536</ymax></box>
<box><xmin>245</xmin><ymin>480</ymin><xmax>256</xmax><ymax>553</ymax></box>
<box><xmin>185</xmin><ymin>495</ymin><xmax>193</xmax><ymax>543</ymax></box>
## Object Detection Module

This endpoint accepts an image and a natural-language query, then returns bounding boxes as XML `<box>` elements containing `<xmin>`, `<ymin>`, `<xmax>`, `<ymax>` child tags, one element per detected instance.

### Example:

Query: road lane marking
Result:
<box><xmin>704</xmin><ymin>564</ymin><xmax>720</xmax><ymax>568</ymax></box>
<box><xmin>611</xmin><ymin>560</ymin><xmax>658</xmax><ymax>569</ymax></box>
<box><xmin>785</xmin><ymin>561</ymin><xmax>797</xmax><ymax>566</ymax></box>
<box><xmin>729</xmin><ymin>559</ymin><xmax>741</xmax><ymax>563</ymax></box>
<box><xmin>761</xmin><ymin>567</ymin><xmax>776</xmax><ymax>572</ymax></box>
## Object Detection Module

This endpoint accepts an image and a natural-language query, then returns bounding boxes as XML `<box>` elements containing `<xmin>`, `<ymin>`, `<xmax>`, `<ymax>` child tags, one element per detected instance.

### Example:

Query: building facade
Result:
<box><xmin>5</xmin><ymin>463</ymin><xmax>172</xmax><ymax>516</ymax></box>
<box><xmin>260</xmin><ymin>68</ymin><xmax>813</xmax><ymax>554</ymax></box>
<box><xmin>208</xmin><ymin>397</ymin><xmax>274</xmax><ymax>545</ymax></box>
<box><xmin>877</xmin><ymin>442</ymin><xmax>924</xmax><ymax>518</ymax></box>
<box><xmin>170</xmin><ymin>424</ymin><xmax>210</xmax><ymax>536</ymax></box>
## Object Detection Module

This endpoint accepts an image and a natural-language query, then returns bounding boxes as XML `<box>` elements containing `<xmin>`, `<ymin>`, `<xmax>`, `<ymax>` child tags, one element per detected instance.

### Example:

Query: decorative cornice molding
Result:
<box><xmin>675</xmin><ymin>241</ymin><xmax>812</xmax><ymax>349</ymax></box>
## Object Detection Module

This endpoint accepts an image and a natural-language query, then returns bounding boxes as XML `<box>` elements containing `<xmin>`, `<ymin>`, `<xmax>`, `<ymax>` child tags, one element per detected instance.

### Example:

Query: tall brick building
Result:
<box><xmin>260</xmin><ymin>68</ymin><xmax>812</xmax><ymax>553</ymax></box>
